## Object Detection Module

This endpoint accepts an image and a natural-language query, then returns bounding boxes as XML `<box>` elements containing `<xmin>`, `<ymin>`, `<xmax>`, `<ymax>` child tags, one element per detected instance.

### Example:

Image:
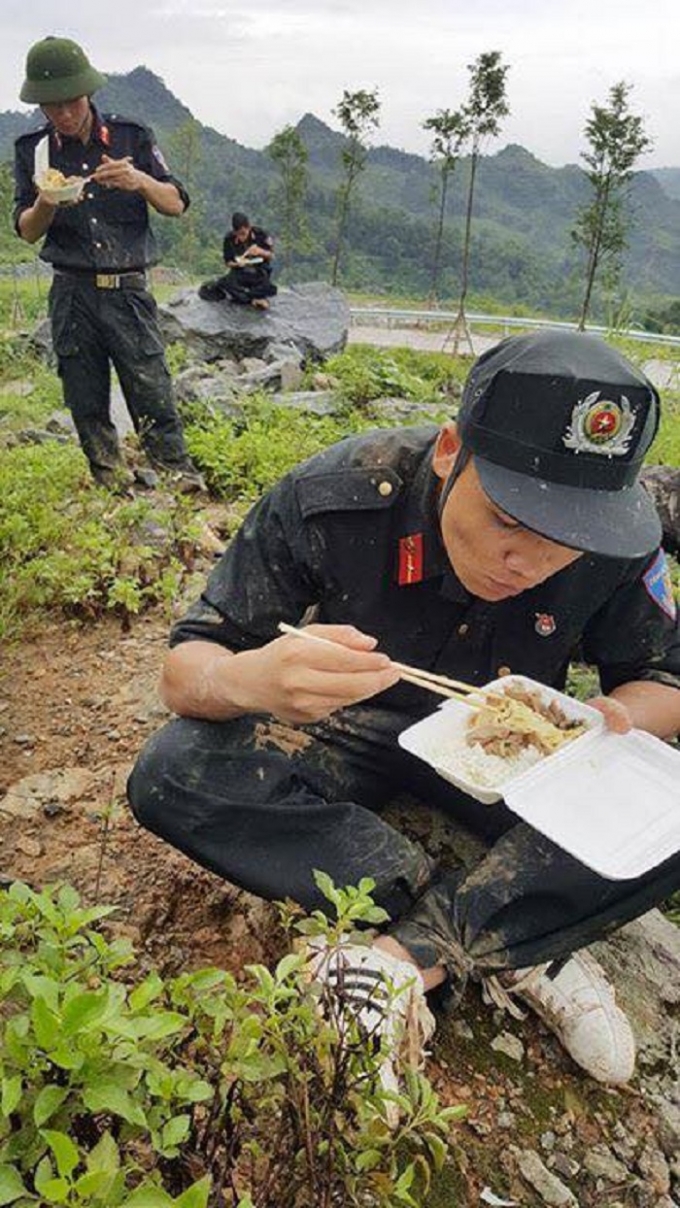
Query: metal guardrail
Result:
<box><xmin>349</xmin><ymin>307</ymin><xmax>680</xmax><ymax>350</ymax></box>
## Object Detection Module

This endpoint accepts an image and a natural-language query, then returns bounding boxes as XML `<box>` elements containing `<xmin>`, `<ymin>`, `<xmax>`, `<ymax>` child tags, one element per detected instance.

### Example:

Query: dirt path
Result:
<box><xmin>0</xmin><ymin>611</ymin><xmax>277</xmax><ymax>977</ymax></box>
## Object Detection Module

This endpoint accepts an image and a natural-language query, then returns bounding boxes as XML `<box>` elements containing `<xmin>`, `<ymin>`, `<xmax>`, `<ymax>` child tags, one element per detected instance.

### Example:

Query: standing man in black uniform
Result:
<box><xmin>13</xmin><ymin>36</ymin><xmax>204</xmax><ymax>491</ymax></box>
<box><xmin>128</xmin><ymin>331</ymin><xmax>680</xmax><ymax>1098</ymax></box>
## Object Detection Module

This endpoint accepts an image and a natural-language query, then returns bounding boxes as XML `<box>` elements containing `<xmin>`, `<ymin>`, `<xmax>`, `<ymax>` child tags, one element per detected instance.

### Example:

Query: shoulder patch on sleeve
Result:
<box><xmin>296</xmin><ymin>467</ymin><xmax>403</xmax><ymax>518</ymax></box>
<box><xmin>643</xmin><ymin>550</ymin><xmax>677</xmax><ymax>620</ymax></box>
<box><xmin>152</xmin><ymin>144</ymin><xmax>170</xmax><ymax>171</ymax></box>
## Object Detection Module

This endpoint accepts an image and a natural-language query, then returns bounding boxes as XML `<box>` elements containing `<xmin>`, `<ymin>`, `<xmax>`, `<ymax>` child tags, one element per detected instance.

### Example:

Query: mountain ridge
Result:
<box><xmin>2</xmin><ymin>67</ymin><xmax>680</xmax><ymax>315</ymax></box>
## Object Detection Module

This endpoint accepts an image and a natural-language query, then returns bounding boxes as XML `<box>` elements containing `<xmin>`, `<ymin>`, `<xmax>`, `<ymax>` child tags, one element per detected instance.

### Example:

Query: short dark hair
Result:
<box><xmin>231</xmin><ymin>211</ymin><xmax>249</xmax><ymax>230</ymax></box>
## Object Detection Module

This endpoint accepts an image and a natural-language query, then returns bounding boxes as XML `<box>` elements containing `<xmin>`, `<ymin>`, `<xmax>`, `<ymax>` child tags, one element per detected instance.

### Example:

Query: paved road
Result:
<box><xmin>349</xmin><ymin>322</ymin><xmax>494</xmax><ymax>357</ymax></box>
<box><xmin>349</xmin><ymin>321</ymin><xmax>679</xmax><ymax>392</ymax></box>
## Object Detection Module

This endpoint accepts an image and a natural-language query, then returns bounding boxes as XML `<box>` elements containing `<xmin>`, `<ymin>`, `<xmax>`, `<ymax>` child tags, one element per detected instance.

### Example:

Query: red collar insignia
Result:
<box><xmin>398</xmin><ymin>533</ymin><xmax>424</xmax><ymax>586</ymax></box>
<box><xmin>92</xmin><ymin>112</ymin><xmax>110</xmax><ymax>146</ymax></box>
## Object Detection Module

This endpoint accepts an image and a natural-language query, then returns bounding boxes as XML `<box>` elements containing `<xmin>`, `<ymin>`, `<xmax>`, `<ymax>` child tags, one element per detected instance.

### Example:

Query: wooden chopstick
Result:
<box><xmin>396</xmin><ymin>671</ymin><xmax>470</xmax><ymax>700</ymax></box>
<box><xmin>277</xmin><ymin>622</ymin><xmax>481</xmax><ymax>704</ymax></box>
<box><xmin>391</xmin><ymin>661</ymin><xmax>479</xmax><ymax>696</ymax></box>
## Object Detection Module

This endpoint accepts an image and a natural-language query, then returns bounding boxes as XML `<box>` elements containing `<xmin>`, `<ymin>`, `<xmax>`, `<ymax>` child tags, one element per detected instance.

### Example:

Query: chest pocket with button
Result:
<box><xmin>296</xmin><ymin>466</ymin><xmax>403</xmax><ymax>518</ymax></box>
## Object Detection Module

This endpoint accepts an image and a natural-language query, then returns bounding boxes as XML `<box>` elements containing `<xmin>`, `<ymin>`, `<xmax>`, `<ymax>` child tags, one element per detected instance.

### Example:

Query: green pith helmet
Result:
<box><xmin>20</xmin><ymin>36</ymin><xmax>107</xmax><ymax>104</ymax></box>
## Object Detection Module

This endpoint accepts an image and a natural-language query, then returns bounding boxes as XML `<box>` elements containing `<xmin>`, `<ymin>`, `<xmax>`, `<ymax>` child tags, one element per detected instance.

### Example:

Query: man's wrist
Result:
<box><xmin>211</xmin><ymin>647</ymin><xmax>264</xmax><ymax>716</ymax></box>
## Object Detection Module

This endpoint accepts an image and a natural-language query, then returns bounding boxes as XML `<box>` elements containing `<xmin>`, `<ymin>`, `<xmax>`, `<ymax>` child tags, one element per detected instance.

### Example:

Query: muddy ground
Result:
<box><xmin>0</xmin><ymin>568</ymin><xmax>677</xmax><ymax>1207</ymax></box>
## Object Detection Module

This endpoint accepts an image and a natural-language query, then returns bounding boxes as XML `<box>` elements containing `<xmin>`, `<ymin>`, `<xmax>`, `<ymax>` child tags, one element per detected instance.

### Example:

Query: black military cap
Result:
<box><xmin>457</xmin><ymin>329</ymin><xmax>662</xmax><ymax>558</ymax></box>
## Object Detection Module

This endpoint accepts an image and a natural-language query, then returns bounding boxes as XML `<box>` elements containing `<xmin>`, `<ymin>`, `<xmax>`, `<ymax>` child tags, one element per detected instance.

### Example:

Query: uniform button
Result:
<box><xmin>497</xmin><ymin>665</ymin><xmax>512</xmax><ymax>677</ymax></box>
<box><xmin>94</xmin><ymin>242</ymin><xmax>102</xmax><ymax>249</ymax></box>
<box><xmin>90</xmin><ymin>217</ymin><xmax>97</xmax><ymax>224</ymax></box>
<box><xmin>377</xmin><ymin>480</ymin><xmax>393</xmax><ymax>497</ymax></box>
<box><xmin>457</xmin><ymin>623</ymin><xmax>469</xmax><ymax>636</ymax></box>
<box><xmin>82</xmin><ymin>163</ymin><xmax>89</xmax><ymax>171</ymax></box>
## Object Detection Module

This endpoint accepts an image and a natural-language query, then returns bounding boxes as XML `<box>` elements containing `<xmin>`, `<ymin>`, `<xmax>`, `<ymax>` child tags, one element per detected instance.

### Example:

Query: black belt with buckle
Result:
<box><xmin>55</xmin><ymin>269</ymin><xmax>147</xmax><ymax>290</ymax></box>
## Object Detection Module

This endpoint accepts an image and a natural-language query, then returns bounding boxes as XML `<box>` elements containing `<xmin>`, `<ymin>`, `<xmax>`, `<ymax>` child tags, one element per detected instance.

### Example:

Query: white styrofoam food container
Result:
<box><xmin>398</xmin><ymin>675</ymin><xmax>680</xmax><ymax>880</ymax></box>
<box><xmin>36</xmin><ymin>175</ymin><xmax>88</xmax><ymax>205</ymax></box>
<box><xmin>34</xmin><ymin>136</ymin><xmax>87</xmax><ymax>205</ymax></box>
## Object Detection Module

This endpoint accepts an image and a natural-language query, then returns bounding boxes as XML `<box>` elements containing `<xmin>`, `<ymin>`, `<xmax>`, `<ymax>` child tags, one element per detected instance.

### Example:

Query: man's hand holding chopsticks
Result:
<box><xmin>160</xmin><ymin>624</ymin><xmax>401</xmax><ymax>724</ymax></box>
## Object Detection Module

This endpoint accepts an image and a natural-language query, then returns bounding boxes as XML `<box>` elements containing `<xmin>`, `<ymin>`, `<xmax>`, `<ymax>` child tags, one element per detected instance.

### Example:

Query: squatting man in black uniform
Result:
<box><xmin>13</xmin><ymin>36</ymin><xmax>204</xmax><ymax>492</ymax></box>
<box><xmin>129</xmin><ymin>331</ymin><xmax>680</xmax><ymax>1102</ymax></box>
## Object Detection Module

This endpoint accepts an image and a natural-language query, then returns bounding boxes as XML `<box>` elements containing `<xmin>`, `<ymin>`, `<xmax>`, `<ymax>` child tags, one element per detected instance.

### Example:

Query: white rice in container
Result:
<box><xmin>434</xmin><ymin>731</ymin><xmax>545</xmax><ymax>789</ymax></box>
<box><xmin>399</xmin><ymin>675</ymin><xmax>603</xmax><ymax>802</ymax></box>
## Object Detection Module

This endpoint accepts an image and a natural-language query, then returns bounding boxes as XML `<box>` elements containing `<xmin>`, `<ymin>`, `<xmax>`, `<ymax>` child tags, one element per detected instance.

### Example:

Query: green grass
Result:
<box><xmin>1</xmin><ymin>318</ymin><xmax>679</xmax><ymax>639</ymax></box>
<box><xmin>0</xmin><ymin>272</ymin><xmax>50</xmax><ymax>330</ymax></box>
<box><xmin>0</xmin><ymin>348</ymin><xmax>63</xmax><ymax>429</ymax></box>
<box><xmin>649</xmin><ymin>392</ymin><xmax>680</xmax><ymax>465</ymax></box>
<box><xmin>0</xmin><ymin>439</ymin><xmax>198</xmax><ymax>640</ymax></box>
<box><xmin>321</xmin><ymin>343</ymin><xmax>466</xmax><ymax>407</ymax></box>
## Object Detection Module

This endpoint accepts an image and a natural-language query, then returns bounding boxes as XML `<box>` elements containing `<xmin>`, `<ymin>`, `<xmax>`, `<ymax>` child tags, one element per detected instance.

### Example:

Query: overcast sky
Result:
<box><xmin>3</xmin><ymin>0</ymin><xmax>679</xmax><ymax>168</ymax></box>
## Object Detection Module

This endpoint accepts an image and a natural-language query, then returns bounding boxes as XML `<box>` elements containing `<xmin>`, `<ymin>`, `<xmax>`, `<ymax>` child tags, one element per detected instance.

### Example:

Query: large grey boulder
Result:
<box><xmin>158</xmin><ymin>282</ymin><xmax>349</xmax><ymax>364</ymax></box>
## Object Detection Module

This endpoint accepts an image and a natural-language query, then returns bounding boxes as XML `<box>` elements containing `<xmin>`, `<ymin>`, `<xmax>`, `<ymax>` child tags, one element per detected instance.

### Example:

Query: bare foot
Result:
<box><xmin>251</xmin><ymin>298</ymin><xmax>269</xmax><ymax>310</ymax></box>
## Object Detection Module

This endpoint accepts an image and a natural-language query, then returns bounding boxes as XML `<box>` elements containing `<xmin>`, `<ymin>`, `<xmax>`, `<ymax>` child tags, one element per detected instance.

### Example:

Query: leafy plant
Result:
<box><xmin>183</xmin><ymin>395</ymin><xmax>372</xmax><ymax>500</ymax></box>
<box><xmin>450</xmin><ymin>50</ymin><xmax>510</xmax><ymax>353</ymax></box>
<box><xmin>0</xmin><ymin>443</ymin><xmax>196</xmax><ymax>638</ymax></box>
<box><xmin>0</xmin><ymin>879</ymin><xmax>463</xmax><ymax>1207</ymax></box>
<box><xmin>330</xmin><ymin>88</ymin><xmax>381</xmax><ymax>287</ymax></box>
<box><xmin>573</xmin><ymin>82</ymin><xmax>652</xmax><ymax>331</ymax></box>
<box><xmin>322</xmin><ymin>345</ymin><xmax>464</xmax><ymax>408</ymax></box>
<box><xmin>266</xmin><ymin>126</ymin><xmax>310</xmax><ymax>277</ymax></box>
<box><xmin>422</xmin><ymin>108</ymin><xmax>469</xmax><ymax>305</ymax></box>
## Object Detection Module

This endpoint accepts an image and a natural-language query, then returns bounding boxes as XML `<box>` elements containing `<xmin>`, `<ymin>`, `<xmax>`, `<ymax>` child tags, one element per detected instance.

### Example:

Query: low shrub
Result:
<box><xmin>0</xmin><ymin>878</ymin><xmax>463</xmax><ymax>1207</ymax></box>
<box><xmin>321</xmin><ymin>345</ymin><xmax>464</xmax><ymax>408</ymax></box>
<box><xmin>0</xmin><ymin>443</ymin><xmax>196</xmax><ymax>639</ymax></box>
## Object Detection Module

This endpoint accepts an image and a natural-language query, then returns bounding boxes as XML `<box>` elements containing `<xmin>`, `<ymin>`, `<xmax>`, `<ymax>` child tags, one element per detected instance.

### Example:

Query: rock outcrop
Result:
<box><xmin>158</xmin><ymin>281</ymin><xmax>350</xmax><ymax>364</ymax></box>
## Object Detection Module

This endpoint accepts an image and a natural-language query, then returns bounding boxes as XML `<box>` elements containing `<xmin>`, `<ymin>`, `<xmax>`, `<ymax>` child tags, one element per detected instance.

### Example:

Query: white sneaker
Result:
<box><xmin>305</xmin><ymin>939</ymin><xmax>436</xmax><ymax>1120</ymax></box>
<box><xmin>500</xmin><ymin>950</ymin><xmax>636</xmax><ymax>1084</ymax></box>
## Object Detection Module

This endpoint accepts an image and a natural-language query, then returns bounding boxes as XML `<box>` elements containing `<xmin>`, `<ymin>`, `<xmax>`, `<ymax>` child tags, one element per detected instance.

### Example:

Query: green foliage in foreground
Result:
<box><xmin>0</xmin><ymin>350</ymin><xmax>63</xmax><ymax>429</ymax></box>
<box><xmin>182</xmin><ymin>396</ymin><xmax>369</xmax><ymax>502</ymax></box>
<box><xmin>0</xmin><ymin>274</ymin><xmax>50</xmax><ymax>330</ymax></box>
<box><xmin>322</xmin><ymin>344</ymin><xmax>466</xmax><ymax>409</ymax></box>
<box><xmin>649</xmin><ymin>393</ymin><xmax>680</xmax><ymax>468</ymax></box>
<box><xmin>1</xmin><ymin>337</ymin><xmax>679</xmax><ymax>641</ymax></box>
<box><xmin>0</xmin><ymin>442</ymin><xmax>196</xmax><ymax>640</ymax></box>
<box><xmin>0</xmin><ymin>879</ymin><xmax>462</xmax><ymax>1207</ymax></box>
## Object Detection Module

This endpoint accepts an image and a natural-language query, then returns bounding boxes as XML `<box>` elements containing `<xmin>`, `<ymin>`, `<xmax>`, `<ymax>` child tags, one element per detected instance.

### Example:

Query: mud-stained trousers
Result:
<box><xmin>49</xmin><ymin>273</ymin><xmax>196</xmax><ymax>482</ymax></box>
<box><xmin>127</xmin><ymin>704</ymin><xmax>680</xmax><ymax>987</ymax></box>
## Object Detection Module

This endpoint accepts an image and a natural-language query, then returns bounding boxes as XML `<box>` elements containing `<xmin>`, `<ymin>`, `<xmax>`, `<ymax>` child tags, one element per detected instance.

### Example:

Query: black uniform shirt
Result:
<box><xmin>171</xmin><ymin>426</ymin><xmax>680</xmax><ymax>713</ymax></box>
<box><xmin>13</xmin><ymin>106</ymin><xmax>189</xmax><ymax>273</ymax></box>
<box><xmin>223</xmin><ymin>226</ymin><xmax>273</xmax><ymax>266</ymax></box>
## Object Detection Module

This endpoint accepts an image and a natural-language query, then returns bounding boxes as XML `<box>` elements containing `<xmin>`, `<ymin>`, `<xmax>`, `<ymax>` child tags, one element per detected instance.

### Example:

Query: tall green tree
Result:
<box><xmin>573</xmin><ymin>82</ymin><xmax>651</xmax><ymax>330</ymax></box>
<box><xmin>165</xmin><ymin>117</ymin><xmax>205</xmax><ymax>276</ymax></box>
<box><xmin>449</xmin><ymin>51</ymin><xmax>510</xmax><ymax>354</ymax></box>
<box><xmin>422</xmin><ymin>108</ymin><xmax>469</xmax><ymax>305</ymax></box>
<box><xmin>267</xmin><ymin>124</ymin><xmax>309</xmax><ymax>277</ymax></box>
<box><xmin>330</xmin><ymin>88</ymin><xmax>380</xmax><ymax>286</ymax></box>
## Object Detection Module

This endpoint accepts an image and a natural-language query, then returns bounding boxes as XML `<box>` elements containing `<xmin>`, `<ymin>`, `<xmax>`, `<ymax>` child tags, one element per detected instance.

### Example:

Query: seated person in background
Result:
<box><xmin>199</xmin><ymin>211</ymin><xmax>277</xmax><ymax>309</ymax></box>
